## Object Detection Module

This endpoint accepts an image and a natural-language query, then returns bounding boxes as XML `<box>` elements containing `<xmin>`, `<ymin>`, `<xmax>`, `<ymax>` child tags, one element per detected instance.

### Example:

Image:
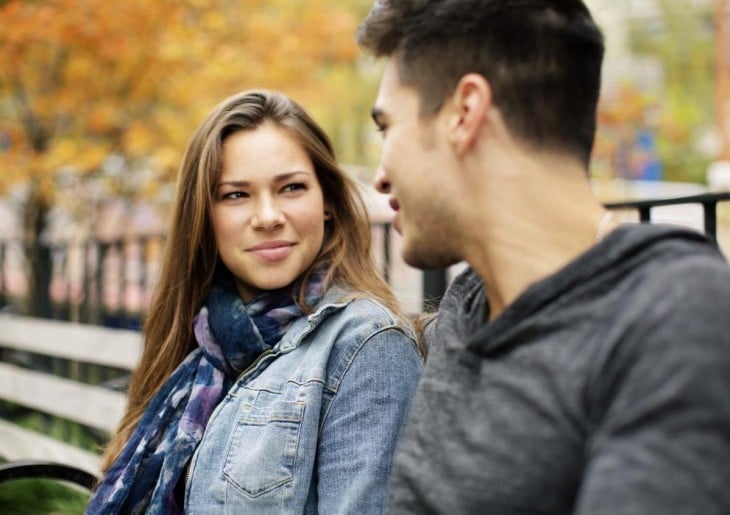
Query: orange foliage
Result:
<box><xmin>0</xmin><ymin>0</ymin><xmax>364</xmax><ymax>204</ymax></box>
<box><xmin>598</xmin><ymin>83</ymin><xmax>654</xmax><ymax>127</ymax></box>
<box><xmin>593</xmin><ymin>83</ymin><xmax>660</xmax><ymax>180</ymax></box>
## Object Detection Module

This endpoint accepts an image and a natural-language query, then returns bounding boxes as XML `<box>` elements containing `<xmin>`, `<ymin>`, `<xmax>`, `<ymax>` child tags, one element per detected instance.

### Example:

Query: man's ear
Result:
<box><xmin>447</xmin><ymin>73</ymin><xmax>492</xmax><ymax>156</ymax></box>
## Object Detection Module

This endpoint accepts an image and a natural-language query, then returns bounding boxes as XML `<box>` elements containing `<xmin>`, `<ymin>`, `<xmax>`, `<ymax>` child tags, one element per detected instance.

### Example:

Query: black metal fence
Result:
<box><xmin>604</xmin><ymin>191</ymin><xmax>730</xmax><ymax>241</ymax></box>
<box><xmin>419</xmin><ymin>191</ymin><xmax>730</xmax><ymax>306</ymax></box>
<box><xmin>0</xmin><ymin>222</ymin><xmax>397</xmax><ymax>327</ymax></box>
<box><xmin>2</xmin><ymin>192</ymin><xmax>730</xmax><ymax>325</ymax></box>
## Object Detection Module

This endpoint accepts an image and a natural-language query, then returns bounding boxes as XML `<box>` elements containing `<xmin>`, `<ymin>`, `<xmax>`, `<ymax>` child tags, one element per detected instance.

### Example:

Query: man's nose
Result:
<box><xmin>374</xmin><ymin>165</ymin><xmax>391</xmax><ymax>194</ymax></box>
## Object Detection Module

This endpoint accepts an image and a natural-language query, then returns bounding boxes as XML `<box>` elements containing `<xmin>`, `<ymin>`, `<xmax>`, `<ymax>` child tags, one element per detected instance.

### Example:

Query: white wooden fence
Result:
<box><xmin>0</xmin><ymin>314</ymin><xmax>141</xmax><ymax>477</ymax></box>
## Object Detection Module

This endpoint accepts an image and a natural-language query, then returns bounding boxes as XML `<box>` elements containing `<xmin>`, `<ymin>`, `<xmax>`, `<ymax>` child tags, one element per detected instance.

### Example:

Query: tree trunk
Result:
<box><xmin>23</xmin><ymin>182</ymin><xmax>52</xmax><ymax>318</ymax></box>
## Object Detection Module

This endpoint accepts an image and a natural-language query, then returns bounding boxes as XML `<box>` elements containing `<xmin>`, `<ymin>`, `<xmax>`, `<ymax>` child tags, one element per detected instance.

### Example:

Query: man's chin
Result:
<box><xmin>392</xmin><ymin>215</ymin><xmax>403</xmax><ymax>235</ymax></box>
<box><xmin>402</xmin><ymin>242</ymin><xmax>459</xmax><ymax>270</ymax></box>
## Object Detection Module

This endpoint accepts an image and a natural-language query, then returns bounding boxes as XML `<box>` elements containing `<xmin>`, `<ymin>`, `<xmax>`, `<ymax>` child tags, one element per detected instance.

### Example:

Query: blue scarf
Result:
<box><xmin>86</xmin><ymin>275</ymin><xmax>324</xmax><ymax>514</ymax></box>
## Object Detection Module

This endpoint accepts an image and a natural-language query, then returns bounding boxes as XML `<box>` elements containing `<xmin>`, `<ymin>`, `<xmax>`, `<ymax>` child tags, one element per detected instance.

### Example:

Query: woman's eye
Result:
<box><xmin>282</xmin><ymin>183</ymin><xmax>306</xmax><ymax>193</ymax></box>
<box><xmin>221</xmin><ymin>191</ymin><xmax>248</xmax><ymax>200</ymax></box>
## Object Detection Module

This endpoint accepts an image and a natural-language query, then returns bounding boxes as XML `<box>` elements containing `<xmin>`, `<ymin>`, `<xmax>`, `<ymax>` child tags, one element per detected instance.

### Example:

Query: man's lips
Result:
<box><xmin>247</xmin><ymin>240</ymin><xmax>295</xmax><ymax>261</ymax></box>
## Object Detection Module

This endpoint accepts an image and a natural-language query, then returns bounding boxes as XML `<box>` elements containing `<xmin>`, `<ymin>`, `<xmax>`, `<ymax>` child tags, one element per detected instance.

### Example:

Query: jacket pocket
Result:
<box><xmin>222</xmin><ymin>397</ymin><xmax>305</xmax><ymax>498</ymax></box>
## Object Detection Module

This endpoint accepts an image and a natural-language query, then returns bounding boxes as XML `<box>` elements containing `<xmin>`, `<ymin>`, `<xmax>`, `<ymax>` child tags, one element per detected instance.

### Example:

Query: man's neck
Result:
<box><xmin>459</xmin><ymin>151</ymin><xmax>611</xmax><ymax>321</ymax></box>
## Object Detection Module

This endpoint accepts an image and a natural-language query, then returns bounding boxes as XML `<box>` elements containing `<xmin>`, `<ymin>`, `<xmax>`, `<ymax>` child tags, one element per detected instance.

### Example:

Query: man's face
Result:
<box><xmin>371</xmin><ymin>57</ymin><xmax>463</xmax><ymax>269</ymax></box>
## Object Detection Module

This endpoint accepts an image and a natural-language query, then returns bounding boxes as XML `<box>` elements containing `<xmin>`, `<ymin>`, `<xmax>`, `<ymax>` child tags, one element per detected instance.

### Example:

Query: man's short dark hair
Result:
<box><xmin>357</xmin><ymin>0</ymin><xmax>605</xmax><ymax>166</ymax></box>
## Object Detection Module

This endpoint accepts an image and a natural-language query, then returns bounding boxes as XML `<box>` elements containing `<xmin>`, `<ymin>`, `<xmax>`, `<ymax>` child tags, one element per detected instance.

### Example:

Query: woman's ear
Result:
<box><xmin>447</xmin><ymin>73</ymin><xmax>492</xmax><ymax>156</ymax></box>
<box><xmin>324</xmin><ymin>208</ymin><xmax>332</xmax><ymax>220</ymax></box>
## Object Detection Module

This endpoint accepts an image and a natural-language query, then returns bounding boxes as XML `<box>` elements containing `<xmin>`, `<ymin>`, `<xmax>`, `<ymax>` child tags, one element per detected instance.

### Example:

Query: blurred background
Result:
<box><xmin>1</xmin><ymin>0</ymin><xmax>730</xmax><ymax>319</ymax></box>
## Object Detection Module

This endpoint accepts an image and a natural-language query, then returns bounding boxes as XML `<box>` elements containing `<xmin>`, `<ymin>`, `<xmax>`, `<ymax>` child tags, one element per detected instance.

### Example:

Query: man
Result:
<box><xmin>357</xmin><ymin>1</ymin><xmax>730</xmax><ymax>513</ymax></box>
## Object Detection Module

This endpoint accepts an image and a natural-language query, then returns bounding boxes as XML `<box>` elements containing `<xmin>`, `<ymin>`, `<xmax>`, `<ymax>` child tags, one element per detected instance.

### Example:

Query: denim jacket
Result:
<box><xmin>185</xmin><ymin>290</ymin><xmax>423</xmax><ymax>514</ymax></box>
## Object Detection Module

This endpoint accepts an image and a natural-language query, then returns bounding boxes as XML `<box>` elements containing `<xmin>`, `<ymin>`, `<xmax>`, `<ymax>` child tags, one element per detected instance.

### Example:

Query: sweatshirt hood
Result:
<box><xmin>437</xmin><ymin>223</ymin><xmax>722</xmax><ymax>355</ymax></box>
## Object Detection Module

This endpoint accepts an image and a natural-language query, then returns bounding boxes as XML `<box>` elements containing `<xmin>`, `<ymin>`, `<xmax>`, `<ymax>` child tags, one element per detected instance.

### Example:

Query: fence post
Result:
<box><xmin>422</xmin><ymin>268</ymin><xmax>447</xmax><ymax>311</ymax></box>
<box><xmin>382</xmin><ymin>223</ymin><xmax>391</xmax><ymax>283</ymax></box>
<box><xmin>703</xmin><ymin>200</ymin><xmax>718</xmax><ymax>240</ymax></box>
<box><xmin>28</xmin><ymin>240</ymin><xmax>53</xmax><ymax>318</ymax></box>
<box><xmin>0</xmin><ymin>243</ymin><xmax>5</xmax><ymax>309</ymax></box>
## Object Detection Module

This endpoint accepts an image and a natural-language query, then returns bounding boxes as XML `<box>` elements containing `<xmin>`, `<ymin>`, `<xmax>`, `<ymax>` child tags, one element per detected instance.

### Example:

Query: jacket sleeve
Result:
<box><xmin>315</xmin><ymin>326</ymin><xmax>423</xmax><ymax>514</ymax></box>
<box><xmin>576</xmin><ymin>258</ymin><xmax>730</xmax><ymax>515</ymax></box>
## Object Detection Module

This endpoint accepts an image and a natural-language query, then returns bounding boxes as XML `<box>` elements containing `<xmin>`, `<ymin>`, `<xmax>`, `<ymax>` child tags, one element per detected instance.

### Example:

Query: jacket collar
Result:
<box><xmin>276</xmin><ymin>286</ymin><xmax>351</xmax><ymax>353</ymax></box>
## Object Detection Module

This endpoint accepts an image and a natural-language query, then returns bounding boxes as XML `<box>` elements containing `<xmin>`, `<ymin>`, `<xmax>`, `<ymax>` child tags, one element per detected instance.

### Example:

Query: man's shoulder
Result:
<box><xmin>621</xmin><ymin>230</ymin><xmax>730</xmax><ymax>309</ymax></box>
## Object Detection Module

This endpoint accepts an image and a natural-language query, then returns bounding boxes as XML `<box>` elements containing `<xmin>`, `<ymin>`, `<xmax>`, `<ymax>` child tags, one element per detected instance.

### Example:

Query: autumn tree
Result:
<box><xmin>0</xmin><ymin>0</ymin><xmax>371</xmax><ymax>316</ymax></box>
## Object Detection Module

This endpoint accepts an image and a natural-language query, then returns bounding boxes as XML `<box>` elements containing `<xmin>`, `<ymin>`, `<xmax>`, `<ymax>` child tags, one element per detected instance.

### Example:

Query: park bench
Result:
<box><xmin>0</xmin><ymin>314</ymin><xmax>141</xmax><ymax>491</ymax></box>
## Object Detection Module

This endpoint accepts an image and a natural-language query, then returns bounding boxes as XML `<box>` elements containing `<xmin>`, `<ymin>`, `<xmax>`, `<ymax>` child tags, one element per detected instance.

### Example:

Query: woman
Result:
<box><xmin>87</xmin><ymin>90</ymin><xmax>423</xmax><ymax>514</ymax></box>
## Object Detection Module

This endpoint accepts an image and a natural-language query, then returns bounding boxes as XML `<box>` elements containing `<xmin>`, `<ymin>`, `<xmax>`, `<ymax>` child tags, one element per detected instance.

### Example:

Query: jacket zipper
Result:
<box><xmin>237</xmin><ymin>348</ymin><xmax>276</xmax><ymax>381</ymax></box>
<box><xmin>184</xmin><ymin>347</ymin><xmax>277</xmax><ymax>505</ymax></box>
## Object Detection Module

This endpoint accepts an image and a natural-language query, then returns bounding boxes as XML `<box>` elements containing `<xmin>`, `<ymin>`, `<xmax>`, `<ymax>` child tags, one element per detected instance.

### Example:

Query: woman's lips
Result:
<box><xmin>247</xmin><ymin>241</ymin><xmax>294</xmax><ymax>261</ymax></box>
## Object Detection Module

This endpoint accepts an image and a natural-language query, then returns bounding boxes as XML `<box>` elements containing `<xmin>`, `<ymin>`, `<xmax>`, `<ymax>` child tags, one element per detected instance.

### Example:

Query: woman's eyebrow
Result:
<box><xmin>217</xmin><ymin>171</ymin><xmax>311</xmax><ymax>188</ymax></box>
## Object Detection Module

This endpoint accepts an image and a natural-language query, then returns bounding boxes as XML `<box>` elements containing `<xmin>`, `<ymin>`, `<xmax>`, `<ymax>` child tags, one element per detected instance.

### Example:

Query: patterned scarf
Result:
<box><xmin>86</xmin><ymin>274</ymin><xmax>325</xmax><ymax>514</ymax></box>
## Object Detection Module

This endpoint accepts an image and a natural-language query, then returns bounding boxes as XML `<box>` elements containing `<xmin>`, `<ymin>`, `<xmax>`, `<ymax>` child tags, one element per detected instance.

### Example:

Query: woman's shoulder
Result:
<box><xmin>338</xmin><ymin>297</ymin><xmax>418</xmax><ymax>354</ymax></box>
<box><xmin>341</xmin><ymin>295</ymin><xmax>400</xmax><ymax>320</ymax></box>
<box><xmin>322</xmin><ymin>294</ymin><xmax>414</xmax><ymax>338</ymax></box>
<box><xmin>315</xmin><ymin>296</ymin><xmax>422</xmax><ymax>388</ymax></box>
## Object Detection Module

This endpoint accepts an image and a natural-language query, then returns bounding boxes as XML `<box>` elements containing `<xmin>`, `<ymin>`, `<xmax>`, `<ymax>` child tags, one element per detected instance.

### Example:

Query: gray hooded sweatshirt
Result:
<box><xmin>387</xmin><ymin>223</ymin><xmax>730</xmax><ymax>514</ymax></box>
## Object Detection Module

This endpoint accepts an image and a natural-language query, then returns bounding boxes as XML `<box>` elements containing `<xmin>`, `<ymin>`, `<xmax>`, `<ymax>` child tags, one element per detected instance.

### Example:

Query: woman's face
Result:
<box><xmin>211</xmin><ymin>123</ymin><xmax>329</xmax><ymax>302</ymax></box>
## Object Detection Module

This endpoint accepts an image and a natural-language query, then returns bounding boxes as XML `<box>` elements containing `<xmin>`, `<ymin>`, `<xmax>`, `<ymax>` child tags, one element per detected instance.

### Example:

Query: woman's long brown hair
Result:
<box><xmin>99</xmin><ymin>90</ymin><xmax>405</xmax><ymax>471</ymax></box>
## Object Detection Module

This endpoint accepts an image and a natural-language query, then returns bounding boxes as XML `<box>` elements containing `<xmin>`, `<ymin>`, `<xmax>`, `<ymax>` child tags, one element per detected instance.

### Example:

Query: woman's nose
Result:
<box><xmin>251</xmin><ymin>197</ymin><xmax>285</xmax><ymax>231</ymax></box>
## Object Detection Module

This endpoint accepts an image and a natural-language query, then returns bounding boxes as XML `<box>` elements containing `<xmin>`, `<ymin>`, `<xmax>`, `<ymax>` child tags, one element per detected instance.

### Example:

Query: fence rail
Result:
<box><xmin>604</xmin><ymin>191</ymin><xmax>730</xmax><ymax>240</ymax></box>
